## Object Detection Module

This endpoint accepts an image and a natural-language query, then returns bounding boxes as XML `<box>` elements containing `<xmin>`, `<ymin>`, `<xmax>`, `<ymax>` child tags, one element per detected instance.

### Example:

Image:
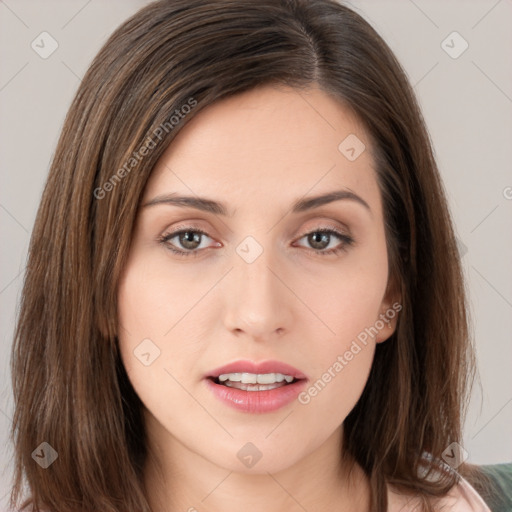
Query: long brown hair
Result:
<box><xmin>9</xmin><ymin>1</ymin><xmax>495</xmax><ymax>510</ymax></box>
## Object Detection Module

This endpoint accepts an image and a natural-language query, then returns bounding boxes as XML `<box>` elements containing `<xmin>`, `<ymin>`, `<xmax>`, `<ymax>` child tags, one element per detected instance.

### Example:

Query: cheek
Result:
<box><xmin>295</xmin><ymin>275</ymin><xmax>381</xmax><ymax>428</ymax></box>
<box><xmin>117</xmin><ymin>248</ymin><xmax>211</xmax><ymax>356</ymax></box>
<box><xmin>294</xmin><ymin>341</ymin><xmax>375</xmax><ymax>451</ymax></box>
<box><xmin>303</xmin><ymin>253</ymin><xmax>388</xmax><ymax>354</ymax></box>
<box><xmin>116</xmin><ymin>255</ymin><xmax>192</xmax><ymax>398</ymax></box>
<box><xmin>116</xmin><ymin>247</ymin><xmax>224</xmax><ymax>405</ymax></box>
<box><xmin>295</xmin><ymin>248</ymin><xmax>387</xmax><ymax>406</ymax></box>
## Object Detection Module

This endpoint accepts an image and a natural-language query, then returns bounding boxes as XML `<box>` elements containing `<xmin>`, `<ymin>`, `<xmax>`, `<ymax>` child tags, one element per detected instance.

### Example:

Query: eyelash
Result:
<box><xmin>157</xmin><ymin>226</ymin><xmax>354</xmax><ymax>258</ymax></box>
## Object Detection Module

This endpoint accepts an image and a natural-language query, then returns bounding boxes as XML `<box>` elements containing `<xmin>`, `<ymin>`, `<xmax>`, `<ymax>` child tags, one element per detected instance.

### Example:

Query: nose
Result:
<box><xmin>222</xmin><ymin>241</ymin><xmax>294</xmax><ymax>342</ymax></box>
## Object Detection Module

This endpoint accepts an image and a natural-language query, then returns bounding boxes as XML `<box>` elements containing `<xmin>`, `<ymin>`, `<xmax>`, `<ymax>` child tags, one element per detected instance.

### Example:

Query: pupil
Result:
<box><xmin>180</xmin><ymin>231</ymin><xmax>201</xmax><ymax>249</ymax></box>
<box><xmin>309</xmin><ymin>232</ymin><xmax>329</xmax><ymax>250</ymax></box>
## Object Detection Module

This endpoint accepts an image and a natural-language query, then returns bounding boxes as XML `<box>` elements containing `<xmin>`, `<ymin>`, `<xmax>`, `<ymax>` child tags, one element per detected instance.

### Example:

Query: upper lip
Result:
<box><xmin>206</xmin><ymin>359</ymin><xmax>308</xmax><ymax>380</ymax></box>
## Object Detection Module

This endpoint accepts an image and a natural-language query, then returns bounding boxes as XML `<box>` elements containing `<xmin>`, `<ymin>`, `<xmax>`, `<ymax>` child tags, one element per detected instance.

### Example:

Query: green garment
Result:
<box><xmin>478</xmin><ymin>463</ymin><xmax>512</xmax><ymax>512</ymax></box>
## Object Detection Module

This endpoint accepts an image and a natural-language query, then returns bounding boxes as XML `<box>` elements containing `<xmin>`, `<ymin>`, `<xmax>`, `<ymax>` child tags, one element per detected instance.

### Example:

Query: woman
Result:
<box><xmin>9</xmin><ymin>0</ymin><xmax>504</xmax><ymax>510</ymax></box>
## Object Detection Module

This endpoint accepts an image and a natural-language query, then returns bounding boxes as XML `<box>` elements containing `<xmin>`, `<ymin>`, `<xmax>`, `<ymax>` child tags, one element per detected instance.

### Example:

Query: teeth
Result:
<box><xmin>224</xmin><ymin>381</ymin><xmax>286</xmax><ymax>391</ymax></box>
<box><xmin>217</xmin><ymin>372</ymin><xmax>295</xmax><ymax>384</ymax></box>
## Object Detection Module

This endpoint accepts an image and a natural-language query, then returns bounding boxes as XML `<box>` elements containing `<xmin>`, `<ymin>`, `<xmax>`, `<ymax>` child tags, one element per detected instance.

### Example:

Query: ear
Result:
<box><xmin>374</xmin><ymin>275</ymin><xmax>402</xmax><ymax>344</ymax></box>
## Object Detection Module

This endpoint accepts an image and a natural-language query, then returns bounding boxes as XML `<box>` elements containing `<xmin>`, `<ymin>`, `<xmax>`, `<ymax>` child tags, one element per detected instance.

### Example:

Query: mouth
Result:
<box><xmin>208</xmin><ymin>372</ymin><xmax>301</xmax><ymax>391</ymax></box>
<box><xmin>204</xmin><ymin>360</ymin><xmax>308</xmax><ymax>413</ymax></box>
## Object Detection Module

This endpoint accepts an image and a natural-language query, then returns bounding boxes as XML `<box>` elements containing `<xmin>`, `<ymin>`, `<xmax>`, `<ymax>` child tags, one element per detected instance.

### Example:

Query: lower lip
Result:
<box><xmin>204</xmin><ymin>378</ymin><xmax>308</xmax><ymax>413</ymax></box>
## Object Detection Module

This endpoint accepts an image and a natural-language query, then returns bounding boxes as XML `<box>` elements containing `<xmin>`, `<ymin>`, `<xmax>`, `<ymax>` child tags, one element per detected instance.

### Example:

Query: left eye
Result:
<box><xmin>294</xmin><ymin>228</ymin><xmax>354</xmax><ymax>255</ymax></box>
<box><xmin>158</xmin><ymin>227</ymin><xmax>354</xmax><ymax>257</ymax></box>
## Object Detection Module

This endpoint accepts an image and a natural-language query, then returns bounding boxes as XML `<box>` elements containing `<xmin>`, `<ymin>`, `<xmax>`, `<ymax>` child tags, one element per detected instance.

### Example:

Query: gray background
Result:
<box><xmin>1</xmin><ymin>0</ymin><xmax>511</xmax><ymax>508</ymax></box>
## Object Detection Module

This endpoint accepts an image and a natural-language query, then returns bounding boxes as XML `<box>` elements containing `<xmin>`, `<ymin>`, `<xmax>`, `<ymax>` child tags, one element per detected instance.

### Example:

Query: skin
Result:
<box><xmin>117</xmin><ymin>83</ymin><xmax>402</xmax><ymax>512</ymax></box>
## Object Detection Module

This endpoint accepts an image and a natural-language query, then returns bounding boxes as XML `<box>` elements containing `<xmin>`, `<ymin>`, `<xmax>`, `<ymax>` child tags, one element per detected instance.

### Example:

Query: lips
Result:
<box><xmin>206</xmin><ymin>359</ymin><xmax>308</xmax><ymax>380</ymax></box>
<box><xmin>204</xmin><ymin>359</ymin><xmax>308</xmax><ymax>413</ymax></box>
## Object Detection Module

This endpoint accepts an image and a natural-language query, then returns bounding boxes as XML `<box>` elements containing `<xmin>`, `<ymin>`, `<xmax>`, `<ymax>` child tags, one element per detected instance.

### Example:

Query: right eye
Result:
<box><xmin>158</xmin><ymin>228</ymin><xmax>221</xmax><ymax>257</ymax></box>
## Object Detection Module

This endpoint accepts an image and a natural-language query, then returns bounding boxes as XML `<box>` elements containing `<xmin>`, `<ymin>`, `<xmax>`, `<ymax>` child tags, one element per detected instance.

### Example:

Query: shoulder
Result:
<box><xmin>386</xmin><ymin>453</ymin><xmax>494</xmax><ymax>512</ymax></box>
<box><xmin>434</xmin><ymin>474</ymin><xmax>493</xmax><ymax>511</ymax></box>
<box><xmin>387</xmin><ymin>477</ymin><xmax>491</xmax><ymax>511</ymax></box>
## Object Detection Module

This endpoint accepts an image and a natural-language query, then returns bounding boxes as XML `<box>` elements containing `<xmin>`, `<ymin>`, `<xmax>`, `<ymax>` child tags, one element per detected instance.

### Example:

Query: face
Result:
<box><xmin>117</xmin><ymin>83</ymin><xmax>400</xmax><ymax>476</ymax></box>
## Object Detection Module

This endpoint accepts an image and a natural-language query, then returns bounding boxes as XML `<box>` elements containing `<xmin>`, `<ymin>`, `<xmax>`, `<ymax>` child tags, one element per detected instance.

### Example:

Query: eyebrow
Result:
<box><xmin>142</xmin><ymin>189</ymin><xmax>371</xmax><ymax>216</ymax></box>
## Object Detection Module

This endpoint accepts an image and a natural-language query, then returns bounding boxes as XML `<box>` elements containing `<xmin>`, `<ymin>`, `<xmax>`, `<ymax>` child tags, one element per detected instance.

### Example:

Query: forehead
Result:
<box><xmin>144</xmin><ymin>84</ymin><xmax>380</xmax><ymax>214</ymax></box>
